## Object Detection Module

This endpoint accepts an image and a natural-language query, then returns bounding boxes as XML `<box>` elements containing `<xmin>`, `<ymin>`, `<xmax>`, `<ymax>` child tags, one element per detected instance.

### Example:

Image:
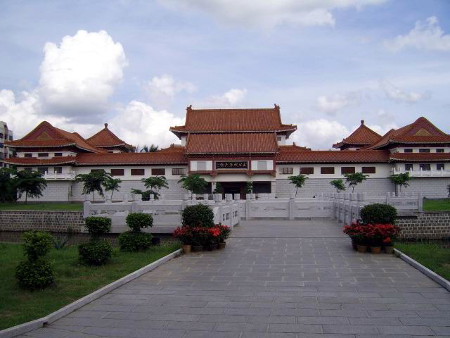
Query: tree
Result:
<box><xmin>245</xmin><ymin>181</ymin><xmax>253</xmax><ymax>194</ymax></box>
<box><xmin>178</xmin><ymin>174</ymin><xmax>208</xmax><ymax>197</ymax></box>
<box><xmin>75</xmin><ymin>170</ymin><xmax>112</xmax><ymax>201</ymax></box>
<box><xmin>330</xmin><ymin>179</ymin><xmax>346</xmax><ymax>193</ymax></box>
<box><xmin>288</xmin><ymin>174</ymin><xmax>308</xmax><ymax>197</ymax></box>
<box><xmin>213</xmin><ymin>182</ymin><xmax>223</xmax><ymax>194</ymax></box>
<box><xmin>0</xmin><ymin>167</ymin><xmax>17</xmax><ymax>202</ymax></box>
<box><xmin>103</xmin><ymin>177</ymin><xmax>122</xmax><ymax>200</ymax></box>
<box><xmin>390</xmin><ymin>172</ymin><xmax>411</xmax><ymax>195</ymax></box>
<box><xmin>344</xmin><ymin>172</ymin><xmax>368</xmax><ymax>193</ymax></box>
<box><xmin>139</xmin><ymin>144</ymin><xmax>159</xmax><ymax>153</ymax></box>
<box><xmin>14</xmin><ymin>170</ymin><xmax>47</xmax><ymax>204</ymax></box>
<box><xmin>142</xmin><ymin>176</ymin><xmax>169</xmax><ymax>199</ymax></box>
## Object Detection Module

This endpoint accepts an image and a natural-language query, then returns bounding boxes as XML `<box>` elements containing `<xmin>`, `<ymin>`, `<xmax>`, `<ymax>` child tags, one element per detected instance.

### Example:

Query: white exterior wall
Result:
<box><xmin>392</xmin><ymin>146</ymin><xmax>450</xmax><ymax>153</ymax></box>
<box><xmin>17</xmin><ymin>151</ymin><xmax>77</xmax><ymax>158</ymax></box>
<box><xmin>75</xmin><ymin>165</ymin><xmax>188</xmax><ymax>180</ymax></box>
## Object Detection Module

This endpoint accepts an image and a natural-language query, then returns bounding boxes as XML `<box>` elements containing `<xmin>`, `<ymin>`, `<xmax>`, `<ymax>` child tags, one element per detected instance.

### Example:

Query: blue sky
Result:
<box><xmin>1</xmin><ymin>0</ymin><xmax>449</xmax><ymax>149</ymax></box>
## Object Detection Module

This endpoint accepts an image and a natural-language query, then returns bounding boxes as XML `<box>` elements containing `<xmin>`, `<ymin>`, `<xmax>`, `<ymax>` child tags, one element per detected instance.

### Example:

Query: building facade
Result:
<box><xmin>0</xmin><ymin>121</ymin><xmax>14</xmax><ymax>168</ymax></box>
<box><xmin>5</xmin><ymin>106</ymin><xmax>450</xmax><ymax>201</ymax></box>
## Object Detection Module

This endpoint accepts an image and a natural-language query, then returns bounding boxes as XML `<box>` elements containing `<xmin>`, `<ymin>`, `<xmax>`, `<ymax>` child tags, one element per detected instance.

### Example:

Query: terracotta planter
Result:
<box><xmin>357</xmin><ymin>245</ymin><xmax>368</xmax><ymax>253</ymax></box>
<box><xmin>182</xmin><ymin>244</ymin><xmax>191</xmax><ymax>254</ymax></box>
<box><xmin>218</xmin><ymin>242</ymin><xmax>226</xmax><ymax>249</ymax></box>
<box><xmin>192</xmin><ymin>245</ymin><xmax>203</xmax><ymax>252</ymax></box>
<box><xmin>384</xmin><ymin>246</ymin><xmax>394</xmax><ymax>254</ymax></box>
<box><xmin>370</xmin><ymin>246</ymin><xmax>382</xmax><ymax>254</ymax></box>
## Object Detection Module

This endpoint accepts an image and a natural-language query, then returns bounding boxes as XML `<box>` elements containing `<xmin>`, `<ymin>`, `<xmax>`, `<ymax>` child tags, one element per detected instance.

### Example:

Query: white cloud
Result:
<box><xmin>291</xmin><ymin>119</ymin><xmax>349</xmax><ymax>149</ymax></box>
<box><xmin>146</xmin><ymin>74</ymin><xmax>196</xmax><ymax>108</ymax></box>
<box><xmin>109</xmin><ymin>101</ymin><xmax>183</xmax><ymax>148</ymax></box>
<box><xmin>316</xmin><ymin>93</ymin><xmax>359</xmax><ymax>114</ymax></box>
<box><xmin>39</xmin><ymin>30</ymin><xmax>127</xmax><ymax>121</ymax></box>
<box><xmin>161</xmin><ymin>0</ymin><xmax>387</xmax><ymax>28</ymax></box>
<box><xmin>385</xmin><ymin>16</ymin><xmax>450</xmax><ymax>52</ymax></box>
<box><xmin>199</xmin><ymin>88</ymin><xmax>247</xmax><ymax>107</ymax></box>
<box><xmin>380</xmin><ymin>80</ymin><xmax>429</xmax><ymax>103</ymax></box>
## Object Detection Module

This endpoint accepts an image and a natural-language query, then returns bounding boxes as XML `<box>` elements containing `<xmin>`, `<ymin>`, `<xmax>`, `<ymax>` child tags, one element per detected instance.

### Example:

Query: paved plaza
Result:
<box><xmin>22</xmin><ymin>219</ymin><xmax>450</xmax><ymax>337</ymax></box>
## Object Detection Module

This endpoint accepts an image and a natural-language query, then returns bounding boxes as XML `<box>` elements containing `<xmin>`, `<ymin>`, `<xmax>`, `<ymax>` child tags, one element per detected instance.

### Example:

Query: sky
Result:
<box><xmin>1</xmin><ymin>0</ymin><xmax>450</xmax><ymax>150</ymax></box>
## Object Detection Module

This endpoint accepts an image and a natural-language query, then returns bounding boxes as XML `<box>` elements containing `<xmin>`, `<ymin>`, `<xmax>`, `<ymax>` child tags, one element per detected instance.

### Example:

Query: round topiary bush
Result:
<box><xmin>22</xmin><ymin>231</ymin><xmax>54</xmax><ymax>261</ymax></box>
<box><xmin>182</xmin><ymin>204</ymin><xmax>214</xmax><ymax>228</ymax></box>
<box><xmin>360</xmin><ymin>203</ymin><xmax>397</xmax><ymax>224</ymax></box>
<box><xmin>85</xmin><ymin>217</ymin><xmax>112</xmax><ymax>238</ymax></box>
<box><xmin>78</xmin><ymin>240</ymin><xmax>113</xmax><ymax>266</ymax></box>
<box><xmin>118</xmin><ymin>231</ymin><xmax>152</xmax><ymax>252</ymax></box>
<box><xmin>126</xmin><ymin>213</ymin><xmax>153</xmax><ymax>232</ymax></box>
<box><xmin>16</xmin><ymin>259</ymin><xmax>55</xmax><ymax>290</ymax></box>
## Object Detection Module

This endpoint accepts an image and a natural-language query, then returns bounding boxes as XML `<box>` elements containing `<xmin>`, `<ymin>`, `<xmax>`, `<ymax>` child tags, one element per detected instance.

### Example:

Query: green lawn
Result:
<box><xmin>396</xmin><ymin>242</ymin><xmax>450</xmax><ymax>281</ymax></box>
<box><xmin>0</xmin><ymin>203</ymin><xmax>83</xmax><ymax>211</ymax></box>
<box><xmin>423</xmin><ymin>198</ymin><xmax>450</xmax><ymax>212</ymax></box>
<box><xmin>0</xmin><ymin>242</ymin><xmax>181</xmax><ymax>330</ymax></box>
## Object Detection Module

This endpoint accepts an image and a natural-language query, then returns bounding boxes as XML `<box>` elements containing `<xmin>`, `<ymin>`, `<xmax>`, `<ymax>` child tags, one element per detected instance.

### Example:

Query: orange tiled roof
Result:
<box><xmin>333</xmin><ymin>120</ymin><xmax>382</xmax><ymax>149</ymax></box>
<box><xmin>186</xmin><ymin>133</ymin><xmax>278</xmax><ymax>154</ymax></box>
<box><xmin>76</xmin><ymin>145</ymin><xmax>187</xmax><ymax>165</ymax></box>
<box><xmin>170</xmin><ymin>105</ymin><xmax>297</xmax><ymax>135</ymax></box>
<box><xmin>370</xmin><ymin>117</ymin><xmax>450</xmax><ymax>149</ymax></box>
<box><xmin>389</xmin><ymin>153</ymin><xmax>450</xmax><ymax>162</ymax></box>
<box><xmin>5</xmin><ymin>156</ymin><xmax>77</xmax><ymax>166</ymax></box>
<box><xmin>277</xmin><ymin>146</ymin><xmax>389</xmax><ymax>163</ymax></box>
<box><xmin>87</xmin><ymin>123</ymin><xmax>133</xmax><ymax>150</ymax></box>
<box><xmin>6</xmin><ymin>121</ymin><xmax>103</xmax><ymax>153</ymax></box>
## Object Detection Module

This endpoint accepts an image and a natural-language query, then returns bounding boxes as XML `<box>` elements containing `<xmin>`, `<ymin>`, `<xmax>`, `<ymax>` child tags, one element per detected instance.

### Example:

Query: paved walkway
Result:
<box><xmin>23</xmin><ymin>219</ymin><xmax>450</xmax><ymax>337</ymax></box>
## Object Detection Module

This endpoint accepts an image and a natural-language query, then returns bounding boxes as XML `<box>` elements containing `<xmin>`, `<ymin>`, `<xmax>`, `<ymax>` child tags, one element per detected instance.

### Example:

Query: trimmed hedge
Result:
<box><xmin>78</xmin><ymin>240</ymin><xmax>113</xmax><ymax>266</ymax></box>
<box><xmin>126</xmin><ymin>213</ymin><xmax>153</xmax><ymax>232</ymax></box>
<box><xmin>16</xmin><ymin>259</ymin><xmax>55</xmax><ymax>291</ymax></box>
<box><xmin>119</xmin><ymin>231</ymin><xmax>152</xmax><ymax>252</ymax></box>
<box><xmin>85</xmin><ymin>217</ymin><xmax>111</xmax><ymax>238</ymax></box>
<box><xmin>182</xmin><ymin>204</ymin><xmax>214</xmax><ymax>228</ymax></box>
<box><xmin>360</xmin><ymin>203</ymin><xmax>397</xmax><ymax>224</ymax></box>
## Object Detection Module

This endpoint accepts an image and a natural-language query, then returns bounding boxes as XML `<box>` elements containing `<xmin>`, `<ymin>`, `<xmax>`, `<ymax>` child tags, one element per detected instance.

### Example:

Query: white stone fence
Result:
<box><xmin>323</xmin><ymin>192</ymin><xmax>423</xmax><ymax>224</ymax></box>
<box><xmin>84</xmin><ymin>193</ymin><xmax>240</xmax><ymax>234</ymax></box>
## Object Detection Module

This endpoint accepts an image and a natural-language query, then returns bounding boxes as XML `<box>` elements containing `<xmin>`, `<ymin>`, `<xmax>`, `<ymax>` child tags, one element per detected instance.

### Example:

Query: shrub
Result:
<box><xmin>119</xmin><ymin>231</ymin><xmax>152</xmax><ymax>251</ymax></box>
<box><xmin>126</xmin><ymin>213</ymin><xmax>153</xmax><ymax>232</ymax></box>
<box><xmin>16</xmin><ymin>259</ymin><xmax>55</xmax><ymax>290</ymax></box>
<box><xmin>78</xmin><ymin>240</ymin><xmax>113</xmax><ymax>266</ymax></box>
<box><xmin>360</xmin><ymin>203</ymin><xmax>397</xmax><ymax>224</ymax></box>
<box><xmin>85</xmin><ymin>217</ymin><xmax>111</xmax><ymax>238</ymax></box>
<box><xmin>22</xmin><ymin>231</ymin><xmax>54</xmax><ymax>261</ymax></box>
<box><xmin>173</xmin><ymin>226</ymin><xmax>193</xmax><ymax>244</ymax></box>
<box><xmin>182</xmin><ymin>204</ymin><xmax>214</xmax><ymax>228</ymax></box>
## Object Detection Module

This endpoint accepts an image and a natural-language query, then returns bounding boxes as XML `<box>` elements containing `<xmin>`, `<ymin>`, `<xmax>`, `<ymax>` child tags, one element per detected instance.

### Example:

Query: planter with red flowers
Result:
<box><xmin>343</xmin><ymin>222</ymin><xmax>400</xmax><ymax>254</ymax></box>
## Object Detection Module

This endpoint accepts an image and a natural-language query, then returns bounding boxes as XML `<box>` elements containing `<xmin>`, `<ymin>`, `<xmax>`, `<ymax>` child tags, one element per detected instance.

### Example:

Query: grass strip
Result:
<box><xmin>423</xmin><ymin>198</ymin><xmax>450</xmax><ymax>212</ymax></box>
<box><xmin>396</xmin><ymin>242</ymin><xmax>450</xmax><ymax>281</ymax></box>
<box><xmin>0</xmin><ymin>203</ymin><xmax>83</xmax><ymax>211</ymax></box>
<box><xmin>0</xmin><ymin>242</ymin><xmax>180</xmax><ymax>330</ymax></box>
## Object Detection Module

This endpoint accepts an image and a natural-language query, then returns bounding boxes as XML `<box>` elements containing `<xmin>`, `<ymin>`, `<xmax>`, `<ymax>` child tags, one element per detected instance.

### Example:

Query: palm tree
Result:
<box><xmin>14</xmin><ymin>170</ymin><xmax>47</xmax><ymax>204</ymax></box>
<box><xmin>142</xmin><ymin>176</ymin><xmax>169</xmax><ymax>199</ymax></box>
<box><xmin>103</xmin><ymin>177</ymin><xmax>122</xmax><ymax>200</ymax></box>
<box><xmin>178</xmin><ymin>174</ymin><xmax>208</xmax><ymax>198</ymax></box>
<box><xmin>139</xmin><ymin>144</ymin><xmax>159</xmax><ymax>153</ymax></box>
<box><xmin>344</xmin><ymin>172</ymin><xmax>368</xmax><ymax>193</ymax></box>
<box><xmin>75</xmin><ymin>170</ymin><xmax>112</xmax><ymax>201</ymax></box>
<box><xmin>330</xmin><ymin>179</ymin><xmax>346</xmax><ymax>193</ymax></box>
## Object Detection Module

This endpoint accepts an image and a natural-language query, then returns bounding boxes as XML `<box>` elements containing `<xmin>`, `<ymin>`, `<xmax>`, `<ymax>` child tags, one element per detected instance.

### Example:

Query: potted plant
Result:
<box><xmin>173</xmin><ymin>226</ymin><xmax>193</xmax><ymax>253</ymax></box>
<box><xmin>217</xmin><ymin>224</ymin><xmax>231</xmax><ymax>249</ymax></box>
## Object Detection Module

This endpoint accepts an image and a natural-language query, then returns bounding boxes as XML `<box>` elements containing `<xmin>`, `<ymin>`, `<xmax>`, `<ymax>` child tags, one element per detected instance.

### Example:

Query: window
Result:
<box><xmin>196</xmin><ymin>161</ymin><xmax>207</xmax><ymax>171</ymax></box>
<box><xmin>280</xmin><ymin>167</ymin><xmax>293</xmax><ymax>175</ymax></box>
<box><xmin>362</xmin><ymin>166</ymin><xmax>376</xmax><ymax>174</ymax></box>
<box><xmin>437</xmin><ymin>163</ymin><xmax>445</xmax><ymax>170</ymax></box>
<box><xmin>300</xmin><ymin>167</ymin><xmax>314</xmax><ymax>175</ymax></box>
<box><xmin>419</xmin><ymin>163</ymin><xmax>431</xmax><ymax>171</ymax></box>
<box><xmin>0</xmin><ymin>144</ymin><xmax>3</xmax><ymax>148</ymax></box>
<box><xmin>111</xmin><ymin>169</ymin><xmax>125</xmax><ymax>176</ymax></box>
<box><xmin>321</xmin><ymin>167</ymin><xmax>335</xmax><ymax>174</ymax></box>
<box><xmin>257</xmin><ymin>161</ymin><xmax>268</xmax><ymax>170</ymax></box>
<box><xmin>91</xmin><ymin>169</ymin><xmax>105</xmax><ymax>173</ymax></box>
<box><xmin>24</xmin><ymin>153</ymin><xmax>32</xmax><ymax>158</ymax></box>
<box><xmin>131</xmin><ymin>169</ymin><xmax>145</xmax><ymax>176</ymax></box>
<box><xmin>54</xmin><ymin>167</ymin><xmax>62</xmax><ymax>174</ymax></box>
<box><xmin>436</xmin><ymin>149</ymin><xmax>445</xmax><ymax>153</ymax></box>
<box><xmin>341</xmin><ymin>167</ymin><xmax>355</xmax><ymax>175</ymax></box>
<box><xmin>37</xmin><ymin>167</ymin><xmax>48</xmax><ymax>174</ymax></box>
<box><xmin>419</xmin><ymin>149</ymin><xmax>430</xmax><ymax>153</ymax></box>
<box><xmin>172</xmin><ymin>168</ymin><xmax>186</xmax><ymax>175</ymax></box>
<box><xmin>405</xmin><ymin>163</ymin><xmax>413</xmax><ymax>171</ymax></box>
<box><xmin>0</xmin><ymin>133</ymin><xmax>3</xmax><ymax>138</ymax></box>
<box><xmin>9</xmin><ymin>136</ymin><xmax>13</xmax><ymax>141</ymax></box>
<box><xmin>151</xmin><ymin>168</ymin><xmax>165</xmax><ymax>175</ymax></box>
<box><xmin>38</xmin><ymin>153</ymin><xmax>49</xmax><ymax>157</ymax></box>
<box><xmin>404</xmin><ymin>149</ymin><xmax>413</xmax><ymax>153</ymax></box>
<box><xmin>54</xmin><ymin>153</ymin><xmax>63</xmax><ymax>157</ymax></box>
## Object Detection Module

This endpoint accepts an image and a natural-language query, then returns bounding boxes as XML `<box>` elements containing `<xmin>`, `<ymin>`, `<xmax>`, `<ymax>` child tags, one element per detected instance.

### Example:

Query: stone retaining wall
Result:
<box><xmin>0</xmin><ymin>211</ymin><xmax>84</xmax><ymax>233</ymax></box>
<box><xmin>397</xmin><ymin>212</ymin><xmax>450</xmax><ymax>240</ymax></box>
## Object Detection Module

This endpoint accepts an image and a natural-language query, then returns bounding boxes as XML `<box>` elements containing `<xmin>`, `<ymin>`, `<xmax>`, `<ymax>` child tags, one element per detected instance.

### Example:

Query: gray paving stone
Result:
<box><xmin>16</xmin><ymin>219</ymin><xmax>450</xmax><ymax>338</ymax></box>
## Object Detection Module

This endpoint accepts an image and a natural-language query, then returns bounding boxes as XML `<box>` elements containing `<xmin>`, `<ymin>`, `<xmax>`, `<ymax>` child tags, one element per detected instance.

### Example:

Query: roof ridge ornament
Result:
<box><xmin>104</xmin><ymin>123</ymin><xmax>108</xmax><ymax>129</ymax></box>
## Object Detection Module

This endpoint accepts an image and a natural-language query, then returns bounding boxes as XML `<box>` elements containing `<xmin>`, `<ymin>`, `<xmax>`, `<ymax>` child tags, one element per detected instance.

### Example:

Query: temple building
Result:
<box><xmin>5</xmin><ymin>106</ymin><xmax>450</xmax><ymax>201</ymax></box>
<box><xmin>0</xmin><ymin>121</ymin><xmax>14</xmax><ymax>168</ymax></box>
